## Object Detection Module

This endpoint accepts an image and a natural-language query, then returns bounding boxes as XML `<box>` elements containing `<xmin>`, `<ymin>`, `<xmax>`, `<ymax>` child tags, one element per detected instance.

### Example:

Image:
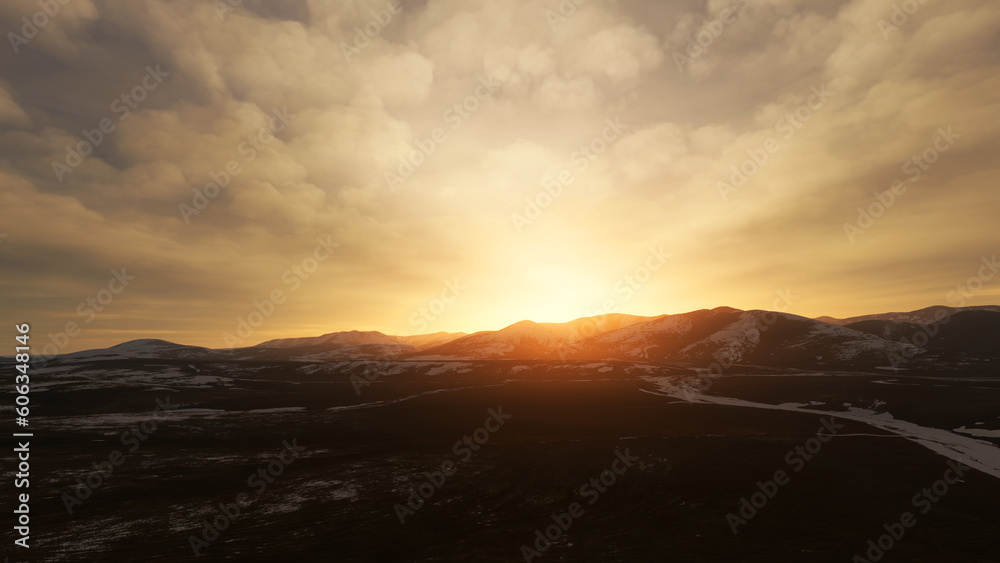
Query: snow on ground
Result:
<box><xmin>680</xmin><ymin>313</ymin><xmax>761</xmax><ymax>363</ymax></box>
<box><xmin>299</xmin><ymin>361</ymin><xmax>410</xmax><ymax>377</ymax></box>
<box><xmin>641</xmin><ymin>375</ymin><xmax>1000</xmax><ymax>480</ymax></box>
<box><xmin>591</xmin><ymin>315</ymin><xmax>693</xmax><ymax>360</ymax></box>
<box><xmin>325</xmin><ymin>383</ymin><xmax>511</xmax><ymax>412</ymax></box>
<box><xmin>776</xmin><ymin>401</ymin><xmax>826</xmax><ymax>408</ymax></box>
<box><xmin>954</xmin><ymin>426</ymin><xmax>1000</xmax><ymax>438</ymax></box>
<box><xmin>424</xmin><ymin>363</ymin><xmax>473</xmax><ymax>376</ymax></box>
<box><xmin>398</xmin><ymin>354</ymin><xmax>473</xmax><ymax>361</ymax></box>
<box><xmin>39</xmin><ymin>409</ymin><xmax>227</xmax><ymax>430</ymax></box>
<box><xmin>30</xmin><ymin>366</ymin><xmax>235</xmax><ymax>392</ymax></box>
<box><xmin>38</xmin><ymin>407</ymin><xmax>319</xmax><ymax>430</ymax></box>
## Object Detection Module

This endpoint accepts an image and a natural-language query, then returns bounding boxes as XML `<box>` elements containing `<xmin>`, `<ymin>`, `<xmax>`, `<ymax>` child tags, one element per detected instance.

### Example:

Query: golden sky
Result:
<box><xmin>1</xmin><ymin>0</ymin><xmax>998</xmax><ymax>353</ymax></box>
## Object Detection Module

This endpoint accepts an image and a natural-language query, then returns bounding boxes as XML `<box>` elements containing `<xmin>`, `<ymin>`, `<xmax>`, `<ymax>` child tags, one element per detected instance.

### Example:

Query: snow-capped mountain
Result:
<box><xmin>32</xmin><ymin>306</ymin><xmax>999</xmax><ymax>370</ymax></box>
<box><xmin>558</xmin><ymin>308</ymin><xmax>920</xmax><ymax>367</ymax></box>
<box><xmin>256</xmin><ymin>330</ymin><xmax>465</xmax><ymax>351</ymax></box>
<box><xmin>55</xmin><ymin>339</ymin><xmax>222</xmax><ymax>362</ymax></box>
<box><xmin>410</xmin><ymin>314</ymin><xmax>655</xmax><ymax>360</ymax></box>
<box><xmin>396</xmin><ymin>331</ymin><xmax>469</xmax><ymax>349</ymax></box>
<box><xmin>250</xmin><ymin>329</ymin><xmax>468</xmax><ymax>360</ymax></box>
<box><xmin>842</xmin><ymin>320</ymin><xmax>923</xmax><ymax>341</ymax></box>
<box><xmin>816</xmin><ymin>305</ymin><xmax>1000</xmax><ymax>326</ymax></box>
<box><xmin>846</xmin><ymin>310</ymin><xmax>1000</xmax><ymax>359</ymax></box>
<box><xmin>256</xmin><ymin>330</ymin><xmax>401</xmax><ymax>349</ymax></box>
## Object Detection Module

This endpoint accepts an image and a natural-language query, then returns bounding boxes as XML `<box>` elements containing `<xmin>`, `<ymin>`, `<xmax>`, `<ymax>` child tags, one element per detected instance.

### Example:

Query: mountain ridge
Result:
<box><xmin>815</xmin><ymin>305</ymin><xmax>1000</xmax><ymax>326</ymax></box>
<box><xmin>34</xmin><ymin>305</ymin><xmax>1000</xmax><ymax>370</ymax></box>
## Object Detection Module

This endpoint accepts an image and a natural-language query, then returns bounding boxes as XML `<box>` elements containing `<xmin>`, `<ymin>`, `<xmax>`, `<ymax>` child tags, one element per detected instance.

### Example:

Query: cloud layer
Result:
<box><xmin>1</xmin><ymin>0</ymin><xmax>998</xmax><ymax>352</ymax></box>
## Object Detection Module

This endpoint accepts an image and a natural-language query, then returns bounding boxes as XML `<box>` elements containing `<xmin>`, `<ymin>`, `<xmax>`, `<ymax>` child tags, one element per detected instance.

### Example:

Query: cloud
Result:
<box><xmin>0</xmin><ymin>0</ymin><xmax>997</xmax><ymax>350</ymax></box>
<box><xmin>0</xmin><ymin>82</ymin><xmax>30</xmax><ymax>127</ymax></box>
<box><xmin>359</xmin><ymin>51</ymin><xmax>436</xmax><ymax>107</ymax></box>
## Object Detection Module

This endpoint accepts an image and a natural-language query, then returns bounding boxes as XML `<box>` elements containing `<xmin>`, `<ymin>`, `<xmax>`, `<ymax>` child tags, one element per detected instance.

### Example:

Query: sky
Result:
<box><xmin>1</xmin><ymin>0</ymin><xmax>998</xmax><ymax>354</ymax></box>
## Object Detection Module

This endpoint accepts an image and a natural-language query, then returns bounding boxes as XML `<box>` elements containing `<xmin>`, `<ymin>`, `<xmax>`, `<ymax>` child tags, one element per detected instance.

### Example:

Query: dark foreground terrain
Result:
<box><xmin>5</xmin><ymin>358</ymin><xmax>1000</xmax><ymax>562</ymax></box>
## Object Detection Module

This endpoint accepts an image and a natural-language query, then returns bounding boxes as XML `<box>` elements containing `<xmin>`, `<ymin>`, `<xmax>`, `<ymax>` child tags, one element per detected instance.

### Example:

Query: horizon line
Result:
<box><xmin>40</xmin><ymin>303</ymin><xmax>1000</xmax><ymax>356</ymax></box>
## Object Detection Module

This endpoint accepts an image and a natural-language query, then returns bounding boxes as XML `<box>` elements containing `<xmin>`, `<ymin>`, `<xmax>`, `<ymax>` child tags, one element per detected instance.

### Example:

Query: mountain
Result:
<box><xmin>816</xmin><ymin>305</ymin><xmax>1000</xmax><ymax>326</ymax></box>
<box><xmin>411</xmin><ymin>307</ymin><xmax>924</xmax><ymax>368</ymax></box>
<box><xmin>928</xmin><ymin>310</ymin><xmax>1000</xmax><ymax>358</ymax></box>
<box><xmin>54</xmin><ymin>339</ymin><xmax>222</xmax><ymax>362</ymax></box>
<box><xmin>843</xmin><ymin>320</ymin><xmax>924</xmax><ymax>342</ymax></box>
<box><xmin>249</xmin><ymin>330</ymin><xmax>413</xmax><ymax>360</ymax></box>
<box><xmin>256</xmin><ymin>330</ymin><xmax>396</xmax><ymax>348</ymax></box>
<box><xmin>250</xmin><ymin>329</ymin><xmax>468</xmax><ymax>360</ymax></box>
<box><xmin>566</xmin><ymin>308</ymin><xmax>918</xmax><ymax>367</ymax></box>
<box><xmin>411</xmin><ymin>314</ymin><xmax>655</xmax><ymax>360</ymax></box>
<box><xmin>34</xmin><ymin>306</ymin><xmax>1000</xmax><ymax>370</ymax></box>
<box><xmin>564</xmin><ymin>307</ymin><xmax>742</xmax><ymax>362</ymax></box>
<box><xmin>842</xmin><ymin>310</ymin><xmax>1000</xmax><ymax>359</ymax></box>
<box><xmin>38</xmin><ymin>331</ymin><xmax>469</xmax><ymax>365</ymax></box>
<box><xmin>396</xmin><ymin>331</ymin><xmax>468</xmax><ymax>349</ymax></box>
<box><xmin>256</xmin><ymin>330</ymin><xmax>465</xmax><ymax>350</ymax></box>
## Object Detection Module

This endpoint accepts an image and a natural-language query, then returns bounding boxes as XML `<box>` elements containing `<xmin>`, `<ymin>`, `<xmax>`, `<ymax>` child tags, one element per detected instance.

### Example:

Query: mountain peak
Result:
<box><xmin>111</xmin><ymin>339</ymin><xmax>183</xmax><ymax>350</ymax></box>
<box><xmin>711</xmin><ymin>306</ymin><xmax>742</xmax><ymax>314</ymax></box>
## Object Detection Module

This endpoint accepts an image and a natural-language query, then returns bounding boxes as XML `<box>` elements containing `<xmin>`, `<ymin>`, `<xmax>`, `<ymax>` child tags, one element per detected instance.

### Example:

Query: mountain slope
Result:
<box><xmin>54</xmin><ymin>339</ymin><xmax>222</xmax><ymax>362</ymax></box>
<box><xmin>816</xmin><ymin>305</ymin><xmax>1000</xmax><ymax>326</ymax></box>
<box><xmin>256</xmin><ymin>330</ymin><xmax>466</xmax><ymax>351</ymax></box>
<box><xmin>568</xmin><ymin>308</ymin><xmax>919</xmax><ymax>368</ymax></box>
<box><xmin>923</xmin><ymin>310</ymin><xmax>1000</xmax><ymax>359</ymax></box>
<box><xmin>412</xmin><ymin>314</ymin><xmax>655</xmax><ymax>360</ymax></box>
<box><xmin>843</xmin><ymin>320</ymin><xmax>924</xmax><ymax>342</ymax></box>
<box><xmin>396</xmin><ymin>332</ymin><xmax>468</xmax><ymax>349</ymax></box>
<box><xmin>37</xmin><ymin>306</ymin><xmax>1000</xmax><ymax>369</ymax></box>
<box><xmin>255</xmin><ymin>330</ymin><xmax>400</xmax><ymax>349</ymax></box>
<box><xmin>413</xmin><ymin>307</ymin><xmax>920</xmax><ymax>367</ymax></box>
